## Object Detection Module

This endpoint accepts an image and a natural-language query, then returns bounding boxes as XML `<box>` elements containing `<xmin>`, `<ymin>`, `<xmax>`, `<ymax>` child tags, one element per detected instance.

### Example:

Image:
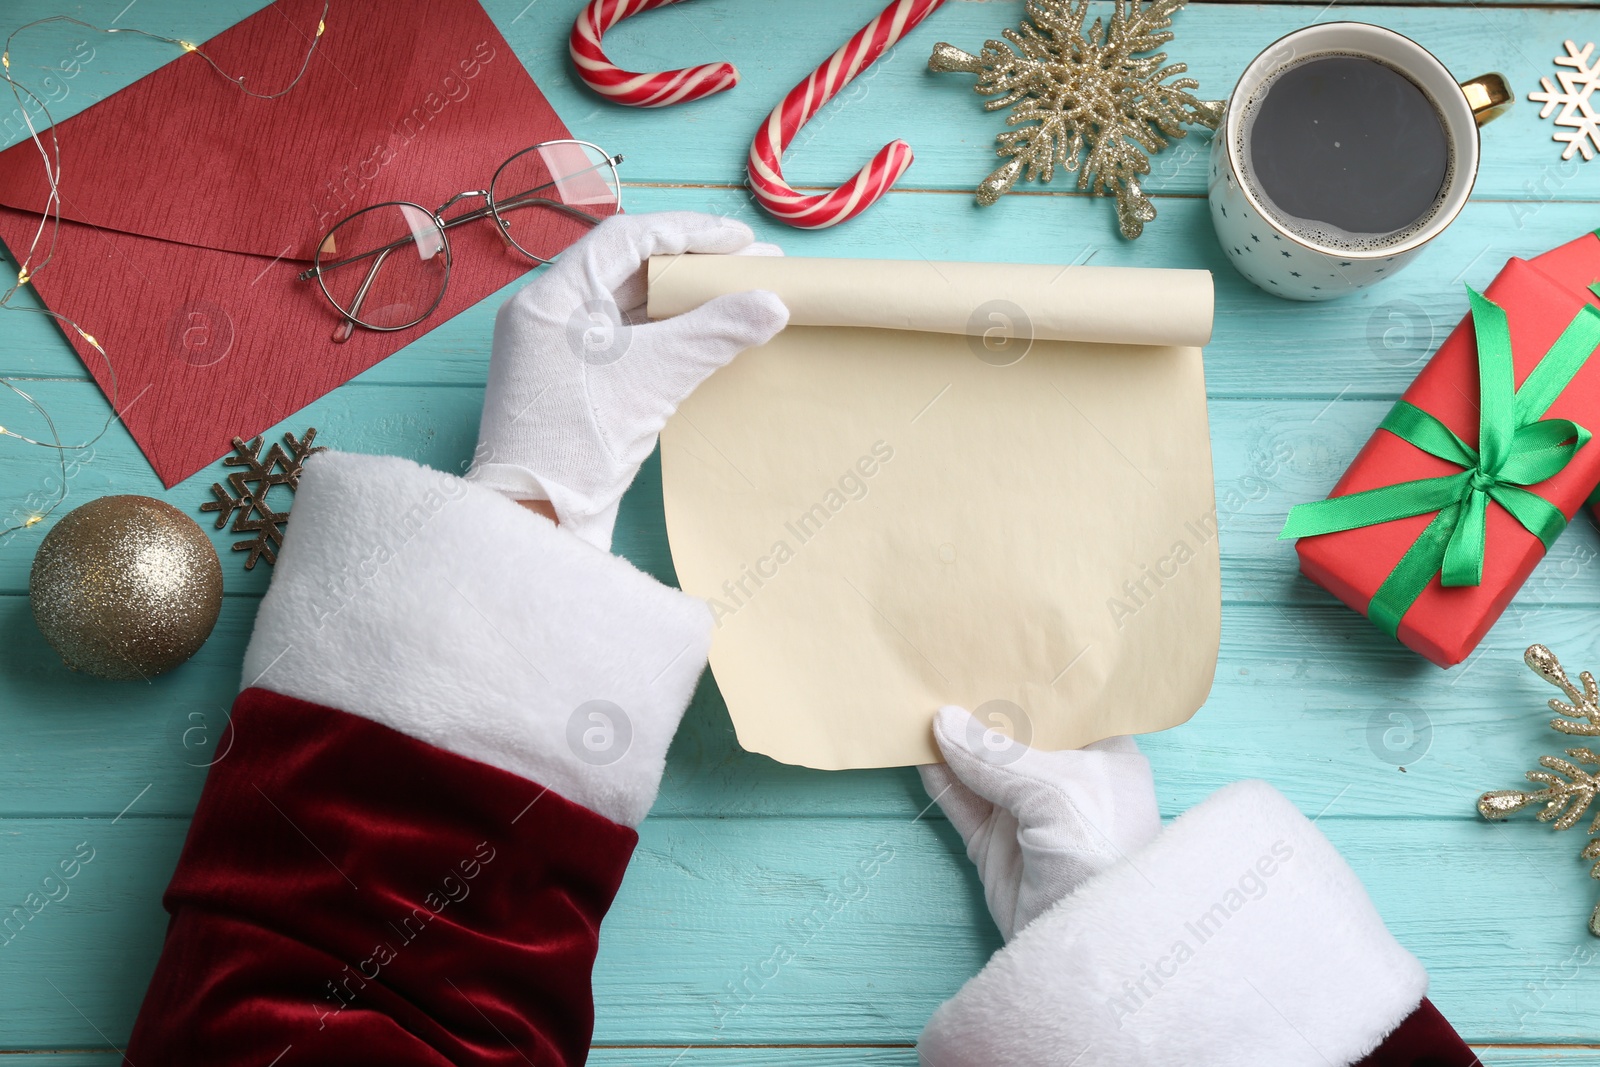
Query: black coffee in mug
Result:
<box><xmin>1244</xmin><ymin>53</ymin><xmax>1451</xmax><ymax>249</ymax></box>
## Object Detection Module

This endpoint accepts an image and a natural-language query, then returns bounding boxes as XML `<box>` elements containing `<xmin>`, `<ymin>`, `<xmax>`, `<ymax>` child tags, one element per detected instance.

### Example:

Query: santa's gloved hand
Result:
<box><xmin>919</xmin><ymin>705</ymin><xmax>1161</xmax><ymax>941</ymax></box>
<box><xmin>469</xmin><ymin>211</ymin><xmax>789</xmax><ymax>551</ymax></box>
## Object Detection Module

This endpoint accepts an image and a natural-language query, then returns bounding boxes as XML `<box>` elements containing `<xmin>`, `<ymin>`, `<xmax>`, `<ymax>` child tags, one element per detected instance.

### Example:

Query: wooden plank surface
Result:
<box><xmin>4</xmin><ymin>1054</ymin><xmax>1600</xmax><ymax>1067</ymax></box>
<box><xmin>10</xmin><ymin>590</ymin><xmax>1600</xmax><ymax>823</ymax></box>
<box><xmin>2</xmin><ymin>0</ymin><xmax>1599</xmax><ymax>1060</ymax></box>
<box><xmin>4</xmin><ymin>194</ymin><xmax>1599</xmax><ymax>396</ymax></box>
<box><xmin>4</xmin><ymin>1052</ymin><xmax>1600</xmax><ymax>1067</ymax></box>
<box><xmin>2</xmin><ymin>814</ymin><xmax>1600</xmax><ymax>1047</ymax></box>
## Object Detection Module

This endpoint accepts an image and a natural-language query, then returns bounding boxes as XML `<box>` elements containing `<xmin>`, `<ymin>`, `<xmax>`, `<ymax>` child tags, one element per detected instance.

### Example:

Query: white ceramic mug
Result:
<box><xmin>1208</xmin><ymin>23</ymin><xmax>1509</xmax><ymax>301</ymax></box>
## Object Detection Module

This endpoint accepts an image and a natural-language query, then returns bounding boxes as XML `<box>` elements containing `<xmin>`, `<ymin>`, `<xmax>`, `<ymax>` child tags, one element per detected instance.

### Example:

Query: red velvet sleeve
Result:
<box><xmin>1353</xmin><ymin>998</ymin><xmax>1482</xmax><ymax>1067</ymax></box>
<box><xmin>124</xmin><ymin>687</ymin><xmax>638</xmax><ymax>1066</ymax></box>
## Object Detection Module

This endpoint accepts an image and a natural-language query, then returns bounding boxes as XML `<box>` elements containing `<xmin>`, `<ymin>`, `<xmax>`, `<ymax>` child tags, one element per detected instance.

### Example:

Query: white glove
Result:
<box><xmin>919</xmin><ymin>705</ymin><xmax>1162</xmax><ymax>941</ymax></box>
<box><xmin>469</xmin><ymin>211</ymin><xmax>789</xmax><ymax>551</ymax></box>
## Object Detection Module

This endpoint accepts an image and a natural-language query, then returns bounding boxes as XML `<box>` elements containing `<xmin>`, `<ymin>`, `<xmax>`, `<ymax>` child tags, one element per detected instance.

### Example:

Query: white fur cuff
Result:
<box><xmin>919</xmin><ymin>780</ymin><xmax>1427</xmax><ymax>1067</ymax></box>
<box><xmin>240</xmin><ymin>452</ymin><xmax>713</xmax><ymax>828</ymax></box>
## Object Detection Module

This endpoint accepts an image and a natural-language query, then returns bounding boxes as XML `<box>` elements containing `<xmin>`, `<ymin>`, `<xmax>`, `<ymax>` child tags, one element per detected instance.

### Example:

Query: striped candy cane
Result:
<box><xmin>748</xmin><ymin>0</ymin><xmax>945</xmax><ymax>229</ymax></box>
<box><xmin>569</xmin><ymin>0</ymin><xmax>739</xmax><ymax>108</ymax></box>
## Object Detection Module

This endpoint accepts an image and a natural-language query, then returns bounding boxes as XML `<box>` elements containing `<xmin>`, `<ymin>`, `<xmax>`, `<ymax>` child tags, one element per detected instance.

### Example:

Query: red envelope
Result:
<box><xmin>0</xmin><ymin>0</ymin><xmax>586</xmax><ymax>486</ymax></box>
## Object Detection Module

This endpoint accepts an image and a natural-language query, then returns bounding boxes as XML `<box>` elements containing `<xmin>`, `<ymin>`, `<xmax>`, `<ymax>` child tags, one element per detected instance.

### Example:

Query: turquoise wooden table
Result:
<box><xmin>3</xmin><ymin>0</ymin><xmax>1600</xmax><ymax>1062</ymax></box>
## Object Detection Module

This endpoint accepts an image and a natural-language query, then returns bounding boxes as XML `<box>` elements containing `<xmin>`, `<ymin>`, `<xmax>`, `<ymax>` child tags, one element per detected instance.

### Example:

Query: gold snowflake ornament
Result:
<box><xmin>930</xmin><ymin>0</ymin><xmax>1222</xmax><ymax>238</ymax></box>
<box><xmin>199</xmin><ymin>429</ymin><xmax>326</xmax><ymax>569</ymax></box>
<box><xmin>1478</xmin><ymin>644</ymin><xmax>1600</xmax><ymax>936</ymax></box>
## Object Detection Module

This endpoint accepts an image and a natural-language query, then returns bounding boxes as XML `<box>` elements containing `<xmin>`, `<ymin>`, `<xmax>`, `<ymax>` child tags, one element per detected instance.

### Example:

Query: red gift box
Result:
<box><xmin>1292</xmin><ymin>230</ymin><xmax>1600</xmax><ymax>667</ymax></box>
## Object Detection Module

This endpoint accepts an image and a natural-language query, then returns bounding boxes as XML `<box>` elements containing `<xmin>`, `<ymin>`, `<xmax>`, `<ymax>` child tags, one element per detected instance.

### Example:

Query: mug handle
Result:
<box><xmin>1461</xmin><ymin>73</ymin><xmax>1513</xmax><ymax>126</ymax></box>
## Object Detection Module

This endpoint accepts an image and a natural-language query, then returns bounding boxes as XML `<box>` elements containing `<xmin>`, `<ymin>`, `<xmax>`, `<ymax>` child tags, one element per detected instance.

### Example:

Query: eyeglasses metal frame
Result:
<box><xmin>298</xmin><ymin>139</ymin><xmax>623</xmax><ymax>341</ymax></box>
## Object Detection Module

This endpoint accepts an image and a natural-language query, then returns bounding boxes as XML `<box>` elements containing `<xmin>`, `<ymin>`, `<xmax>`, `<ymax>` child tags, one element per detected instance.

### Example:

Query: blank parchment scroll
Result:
<box><xmin>649</xmin><ymin>255</ymin><xmax>1221</xmax><ymax>770</ymax></box>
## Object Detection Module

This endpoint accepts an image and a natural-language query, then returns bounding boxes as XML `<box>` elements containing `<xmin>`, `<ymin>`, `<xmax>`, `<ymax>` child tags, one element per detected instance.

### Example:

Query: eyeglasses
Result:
<box><xmin>298</xmin><ymin>139</ymin><xmax>623</xmax><ymax>342</ymax></box>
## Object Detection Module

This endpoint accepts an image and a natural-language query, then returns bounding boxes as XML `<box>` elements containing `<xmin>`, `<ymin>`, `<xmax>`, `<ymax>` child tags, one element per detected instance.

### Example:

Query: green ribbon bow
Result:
<box><xmin>1279</xmin><ymin>286</ymin><xmax>1600</xmax><ymax>637</ymax></box>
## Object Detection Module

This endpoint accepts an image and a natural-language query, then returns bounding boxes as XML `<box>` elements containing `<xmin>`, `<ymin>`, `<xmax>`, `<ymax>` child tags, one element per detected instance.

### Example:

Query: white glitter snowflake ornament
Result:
<box><xmin>1530</xmin><ymin>40</ymin><xmax>1600</xmax><ymax>162</ymax></box>
<box><xmin>930</xmin><ymin>0</ymin><xmax>1222</xmax><ymax>238</ymax></box>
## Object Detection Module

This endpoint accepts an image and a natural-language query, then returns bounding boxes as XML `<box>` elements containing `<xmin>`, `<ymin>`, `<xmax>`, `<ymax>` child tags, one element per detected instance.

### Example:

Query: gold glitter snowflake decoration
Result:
<box><xmin>930</xmin><ymin>0</ymin><xmax>1222</xmax><ymax>238</ymax></box>
<box><xmin>1479</xmin><ymin>644</ymin><xmax>1600</xmax><ymax>936</ymax></box>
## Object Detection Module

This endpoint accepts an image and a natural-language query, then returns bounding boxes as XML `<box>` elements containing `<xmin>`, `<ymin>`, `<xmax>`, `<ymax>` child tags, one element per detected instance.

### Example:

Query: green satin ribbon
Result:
<box><xmin>1280</xmin><ymin>286</ymin><xmax>1600</xmax><ymax>637</ymax></box>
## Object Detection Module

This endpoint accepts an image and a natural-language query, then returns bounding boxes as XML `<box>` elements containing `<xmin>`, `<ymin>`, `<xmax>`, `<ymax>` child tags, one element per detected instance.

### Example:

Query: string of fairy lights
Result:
<box><xmin>0</xmin><ymin>5</ymin><xmax>327</xmax><ymax>539</ymax></box>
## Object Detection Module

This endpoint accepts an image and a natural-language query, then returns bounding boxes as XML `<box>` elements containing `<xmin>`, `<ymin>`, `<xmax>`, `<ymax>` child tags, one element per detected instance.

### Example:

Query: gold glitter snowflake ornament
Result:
<box><xmin>930</xmin><ymin>0</ymin><xmax>1222</xmax><ymax>238</ymax></box>
<box><xmin>1478</xmin><ymin>644</ymin><xmax>1600</xmax><ymax>936</ymax></box>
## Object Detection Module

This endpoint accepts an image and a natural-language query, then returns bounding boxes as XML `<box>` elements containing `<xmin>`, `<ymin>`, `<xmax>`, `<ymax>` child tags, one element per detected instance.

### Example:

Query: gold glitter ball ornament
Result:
<box><xmin>29</xmin><ymin>495</ymin><xmax>223</xmax><ymax>680</ymax></box>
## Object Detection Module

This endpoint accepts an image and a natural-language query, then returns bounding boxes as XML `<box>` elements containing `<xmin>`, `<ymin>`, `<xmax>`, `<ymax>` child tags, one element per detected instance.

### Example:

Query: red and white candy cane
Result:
<box><xmin>748</xmin><ymin>0</ymin><xmax>945</xmax><ymax>229</ymax></box>
<box><xmin>569</xmin><ymin>0</ymin><xmax>739</xmax><ymax>108</ymax></box>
